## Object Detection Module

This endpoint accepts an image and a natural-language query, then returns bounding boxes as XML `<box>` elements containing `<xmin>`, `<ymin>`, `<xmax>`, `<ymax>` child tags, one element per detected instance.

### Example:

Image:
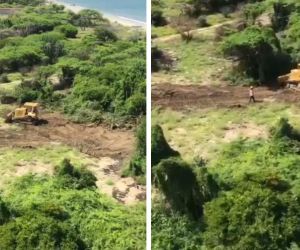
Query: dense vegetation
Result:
<box><xmin>0</xmin><ymin>2</ymin><xmax>146</xmax><ymax>249</ymax></box>
<box><xmin>152</xmin><ymin>119</ymin><xmax>300</xmax><ymax>249</ymax></box>
<box><xmin>124</xmin><ymin>118</ymin><xmax>147</xmax><ymax>184</ymax></box>
<box><xmin>153</xmin><ymin>0</ymin><xmax>300</xmax><ymax>85</ymax></box>
<box><xmin>0</xmin><ymin>159</ymin><xmax>145</xmax><ymax>249</ymax></box>
<box><xmin>0</xmin><ymin>4</ymin><xmax>146</xmax><ymax>123</ymax></box>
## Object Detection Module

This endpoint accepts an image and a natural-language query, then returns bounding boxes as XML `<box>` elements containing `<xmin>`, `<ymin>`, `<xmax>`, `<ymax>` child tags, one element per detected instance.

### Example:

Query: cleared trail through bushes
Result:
<box><xmin>152</xmin><ymin>83</ymin><xmax>300</xmax><ymax>110</ymax></box>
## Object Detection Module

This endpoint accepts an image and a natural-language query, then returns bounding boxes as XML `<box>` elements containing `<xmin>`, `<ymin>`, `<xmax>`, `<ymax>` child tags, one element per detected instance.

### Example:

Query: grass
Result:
<box><xmin>74</xmin><ymin>27</ymin><xmax>94</xmax><ymax>40</ymax></box>
<box><xmin>152</xmin><ymin>103</ymin><xmax>299</xmax><ymax>162</ymax></box>
<box><xmin>0</xmin><ymin>146</ymin><xmax>94</xmax><ymax>187</ymax></box>
<box><xmin>0</xmin><ymin>81</ymin><xmax>20</xmax><ymax>92</ymax></box>
<box><xmin>7</xmin><ymin>72</ymin><xmax>23</xmax><ymax>82</ymax></box>
<box><xmin>152</xmin><ymin>25</ymin><xmax>177</xmax><ymax>38</ymax></box>
<box><xmin>154</xmin><ymin>33</ymin><xmax>232</xmax><ymax>85</ymax></box>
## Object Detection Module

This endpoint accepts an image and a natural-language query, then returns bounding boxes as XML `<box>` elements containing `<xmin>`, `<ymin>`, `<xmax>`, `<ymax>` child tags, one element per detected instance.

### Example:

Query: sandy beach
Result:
<box><xmin>46</xmin><ymin>0</ymin><xmax>146</xmax><ymax>27</ymax></box>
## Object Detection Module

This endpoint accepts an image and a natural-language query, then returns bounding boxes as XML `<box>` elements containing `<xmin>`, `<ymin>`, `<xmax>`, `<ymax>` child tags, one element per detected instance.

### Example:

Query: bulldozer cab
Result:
<box><xmin>23</xmin><ymin>102</ymin><xmax>39</xmax><ymax>117</ymax></box>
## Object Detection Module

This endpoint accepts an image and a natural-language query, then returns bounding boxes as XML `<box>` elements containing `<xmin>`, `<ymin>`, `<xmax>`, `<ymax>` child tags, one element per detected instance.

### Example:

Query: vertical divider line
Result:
<box><xmin>146</xmin><ymin>0</ymin><xmax>152</xmax><ymax>248</ymax></box>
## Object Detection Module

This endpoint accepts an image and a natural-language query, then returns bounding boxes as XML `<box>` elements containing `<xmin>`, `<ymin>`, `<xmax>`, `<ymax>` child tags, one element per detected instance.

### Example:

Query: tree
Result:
<box><xmin>270</xmin><ymin>117</ymin><xmax>300</xmax><ymax>141</ymax></box>
<box><xmin>126</xmin><ymin>119</ymin><xmax>146</xmax><ymax>183</ymax></box>
<box><xmin>221</xmin><ymin>26</ymin><xmax>283</xmax><ymax>83</ymax></box>
<box><xmin>155</xmin><ymin>158</ymin><xmax>202</xmax><ymax>218</ymax></box>
<box><xmin>0</xmin><ymin>198</ymin><xmax>10</xmax><ymax>225</ymax></box>
<box><xmin>151</xmin><ymin>125</ymin><xmax>180</xmax><ymax>166</ymax></box>
<box><xmin>55</xmin><ymin>159</ymin><xmax>97</xmax><ymax>189</ymax></box>
<box><xmin>74</xmin><ymin>9</ymin><xmax>105</xmax><ymax>30</ymax></box>
<box><xmin>43</xmin><ymin>40</ymin><xmax>64</xmax><ymax>64</ymax></box>
<box><xmin>55</xmin><ymin>24</ymin><xmax>78</xmax><ymax>38</ymax></box>
<box><xmin>152</xmin><ymin>10</ymin><xmax>167</xmax><ymax>27</ymax></box>
<box><xmin>171</xmin><ymin>15</ymin><xmax>197</xmax><ymax>43</ymax></box>
<box><xmin>94</xmin><ymin>26</ymin><xmax>118</xmax><ymax>43</ymax></box>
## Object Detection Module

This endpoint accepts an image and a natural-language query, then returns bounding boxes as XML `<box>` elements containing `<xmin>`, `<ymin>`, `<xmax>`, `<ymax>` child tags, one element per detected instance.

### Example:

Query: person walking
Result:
<box><xmin>249</xmin><ymin>86</ymin><xmax>255</xmax><ymax>103</ymax></box>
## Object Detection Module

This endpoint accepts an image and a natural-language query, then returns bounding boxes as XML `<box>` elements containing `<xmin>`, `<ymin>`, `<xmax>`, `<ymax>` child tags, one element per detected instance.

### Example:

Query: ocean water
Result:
<box><xmin>62</xmin><ymin>0</ymin><xmax>146</xmax><ymax>22</ymax></box>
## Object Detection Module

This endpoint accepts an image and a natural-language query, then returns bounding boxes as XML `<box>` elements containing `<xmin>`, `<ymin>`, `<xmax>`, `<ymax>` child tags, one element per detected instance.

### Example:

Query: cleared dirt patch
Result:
<box><xmin>0</xmin><ymin>112</ymin><xmax>134</xmax><ymax>160</ymax></box>
<box><xmin>0</xmin><ymin>111</ymin><xmax>145</xmax><ymax>204</ymax></box>
<box><xmin>87</xmin><ymin>157</ymin><xmax>145</xmax><ymax>205</ymax></box>
<box><xmin>152</xmin><ymin>83</ymin><xmax>300</xmax><ymax>110</ymax></box>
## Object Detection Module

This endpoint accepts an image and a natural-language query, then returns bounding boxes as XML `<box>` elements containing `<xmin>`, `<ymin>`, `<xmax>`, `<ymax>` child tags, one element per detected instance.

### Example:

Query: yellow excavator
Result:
<box><xmin>5</xmin><ymin>102</ymin><xmax>40</xmax><ymax>125</ymax></box>
<box><xmin>278</xmin><ymin>64</ymin><xmax>300</xmax><ymax>88</ymax></box>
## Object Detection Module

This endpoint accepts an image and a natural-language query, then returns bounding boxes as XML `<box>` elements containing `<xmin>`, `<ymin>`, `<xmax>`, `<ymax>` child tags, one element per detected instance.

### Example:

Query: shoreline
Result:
<box><xmin>46</xmin><ymin>0</ymin><xmax>146</xmax><ymax>28</ymax></box>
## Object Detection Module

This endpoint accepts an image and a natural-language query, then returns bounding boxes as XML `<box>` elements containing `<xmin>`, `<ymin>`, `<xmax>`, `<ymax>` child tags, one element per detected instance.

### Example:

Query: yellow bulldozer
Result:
<box><xmin>5</xmin><ymin>102</ymin><xmax>40</xmax><ymax>125</ymax></box>
<box><xmin>278</xmin><ymin>64</ymin><xmax>300</xmax><ymax>88</ymax></box>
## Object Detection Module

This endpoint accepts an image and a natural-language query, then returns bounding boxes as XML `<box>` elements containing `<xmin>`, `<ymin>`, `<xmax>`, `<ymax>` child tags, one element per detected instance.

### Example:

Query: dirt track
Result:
<box><xmin>152</xmin><ymin>83</ymin><xmax>300</xmax><ymax>110</ymax></box>
<box><xmin>0</xmin><ymin>112</ymin><xmax>134</xmax><ymax>160</ymax></box>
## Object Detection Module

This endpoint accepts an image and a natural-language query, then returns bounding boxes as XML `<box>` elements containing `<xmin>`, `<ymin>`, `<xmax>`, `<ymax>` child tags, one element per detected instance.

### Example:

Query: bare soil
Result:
<box><xmin>0</xmin><ymin>111</ymin><xmax>145</xmax><ymax>205</ymax></box>
<box><xmin>0</xmin><ymin>112</ymin><xmax>134</xmax><ymax>160</ymax></box>
<box><xmin>152</xmin><ymin>83</ymin><xmax>300</xmax><ymax>110</ymax></box>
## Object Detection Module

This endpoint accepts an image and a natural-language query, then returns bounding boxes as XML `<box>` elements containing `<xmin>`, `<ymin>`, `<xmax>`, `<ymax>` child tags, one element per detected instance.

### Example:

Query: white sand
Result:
<box><xmin>46</xmin><ymin>0</ymin><xmax>146</xmax><ymax>27</ymax></box>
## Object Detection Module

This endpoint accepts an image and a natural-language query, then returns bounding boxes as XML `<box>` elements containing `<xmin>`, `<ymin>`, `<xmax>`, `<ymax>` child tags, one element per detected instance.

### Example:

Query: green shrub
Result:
<box><xmin>270</xmin><ymin>117</ymin><xmax>300</xmax><ymax>141</ymax></box>
<box><xmin>124</xmin><ymin>93</ymin><xmax>146</xmax><ymax>116</ymax></box>
<box><xmin>126</xmin><ymin>119</ymin><xmax>146</xmax><ymax>184</ymax></box>
<box><xmin>0</xmin><ymin>73</ymin><xmax>9</xmax><ymax>83</ymax></box>
<box><xmin>95</xmin><ymin>27</ymin><xmax>118</xmax><ymax>43</ymax></box>
<box><xmin>151</xmin><ymin>125</ymin><xmax>179</xmax><ymax>166</ymax></box>
<box><xmin>151</xmin><ymin>9</ymin><xmax>167</xmax><ymax>27</ymax></box>
<box><xmin>0</xmin><ymin>171</ymin><xmax>145</xmax><ymax>249</ymax></box>
<box><xmin>55</xmin><ymin>24</ymin><xmax>78</xmax><ymax>38</ymax></box>
<box><xmin>152</xmin><ymin>205</ymin><xmax>202</xmax><ymax>250</ymax></box>
<box><xmin>221</xmin><ymin>26</ymin><xmax>289</xmax><ymax>83</ymax></box>
<box><xmin>55</xmin><ymin>159</ymin><xmax>97</xmax><ymax>189</ymax></box>
<box><xmin>0</xmin><ymin>198</ymin><xmax>10</xmax><ymax>225</ymax></box>
<box><xmin>155</xmin><ymin>158</ymin><xmax>202</xmax><ymax>218</ymax></box>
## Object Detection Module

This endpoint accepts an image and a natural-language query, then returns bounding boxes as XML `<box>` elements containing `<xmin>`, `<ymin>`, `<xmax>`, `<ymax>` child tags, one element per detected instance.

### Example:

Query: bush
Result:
<box><xmin>124</xmin><ymin>93</ymin><xmax>146</xmax><ymax>116</ymax></box>
<box><xmin>95</xmin><ymin>27</ymin><xmax>118</xmax><ymax>43</ymax></box>
<box><xmin>55</xmin><ymin>24</ymin><xmax>78</xmax><ymax>38</ymax></box>
<box><xmin>270</xmin><ymin>117</ymin><xmax>300</xmax><ymax>141</ymax></box>
<box><xmin>0</xmin><ymin>198</ymin><xmax>10</xmax><ymax>225</ymax></box>
<box><xmin>152</xmin><ymin>10</ymin><xmax>167</xmax><ymax>27</ymax></box>
<box><xmin>14</xmin><ymin>86</ymin><xmax>39</xmax><ymax>103</ymax></box>
<box><xmin>0</xmin><ymin>168</ymin><xmax>145</xmax><ymax>249</ymax></box>
<box><xmin>197</xmin><ymin>15</ymin><xmax>209</xmax><ymax>28</ymax></box>
<box><xmin>0</xmin><ymin>214</ymin><xmax>85</xmax><ymax>249</ymax></box>
<box><xmin>204</xmin><ymin>183</ymin><xmax>300</xmax><ymax>249</ymax></box>
<box><xmin>151</xmin><ymin>125</ymin><xmax>179</xmax><ymax>166</ymax></box>
<box><xmin>155</xmin><ymin>158</ymin><xmax>202</xmax><ymax>218</ymax></box>
<box><xmin>152</xmin><ymin>206</ymin><xmax>202</xmax><ymax>250</ymax></box>
<box><xmin>55</xmin><ymin>159</ymin><xmax>97</xmax><ymax>189</ymax></box>
<box><xmin>221</xmin><ymin>26</ymin><xmax>286</xmax><ymax>83</ymax></box>
<box><xmin>126</xmin><ymin>119</ymin><xmax>146</xmax><ymax>184</ymax></box>
<box><xmin>0</xmin><ymin>73</ymin><xmax>9</xmax><ymax>83</ymax></box>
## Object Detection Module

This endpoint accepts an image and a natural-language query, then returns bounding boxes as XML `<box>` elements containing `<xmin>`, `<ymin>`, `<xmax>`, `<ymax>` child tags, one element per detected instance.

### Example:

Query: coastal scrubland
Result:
<box><xmin>0</xmin><ymin>0</ymin><xmax>146</xmax><ymax>248</ymax></box>
<box><xmin>152</xmin><ymin>0</ymin><xmax>300</xmax><ymax>249</ymax></box>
